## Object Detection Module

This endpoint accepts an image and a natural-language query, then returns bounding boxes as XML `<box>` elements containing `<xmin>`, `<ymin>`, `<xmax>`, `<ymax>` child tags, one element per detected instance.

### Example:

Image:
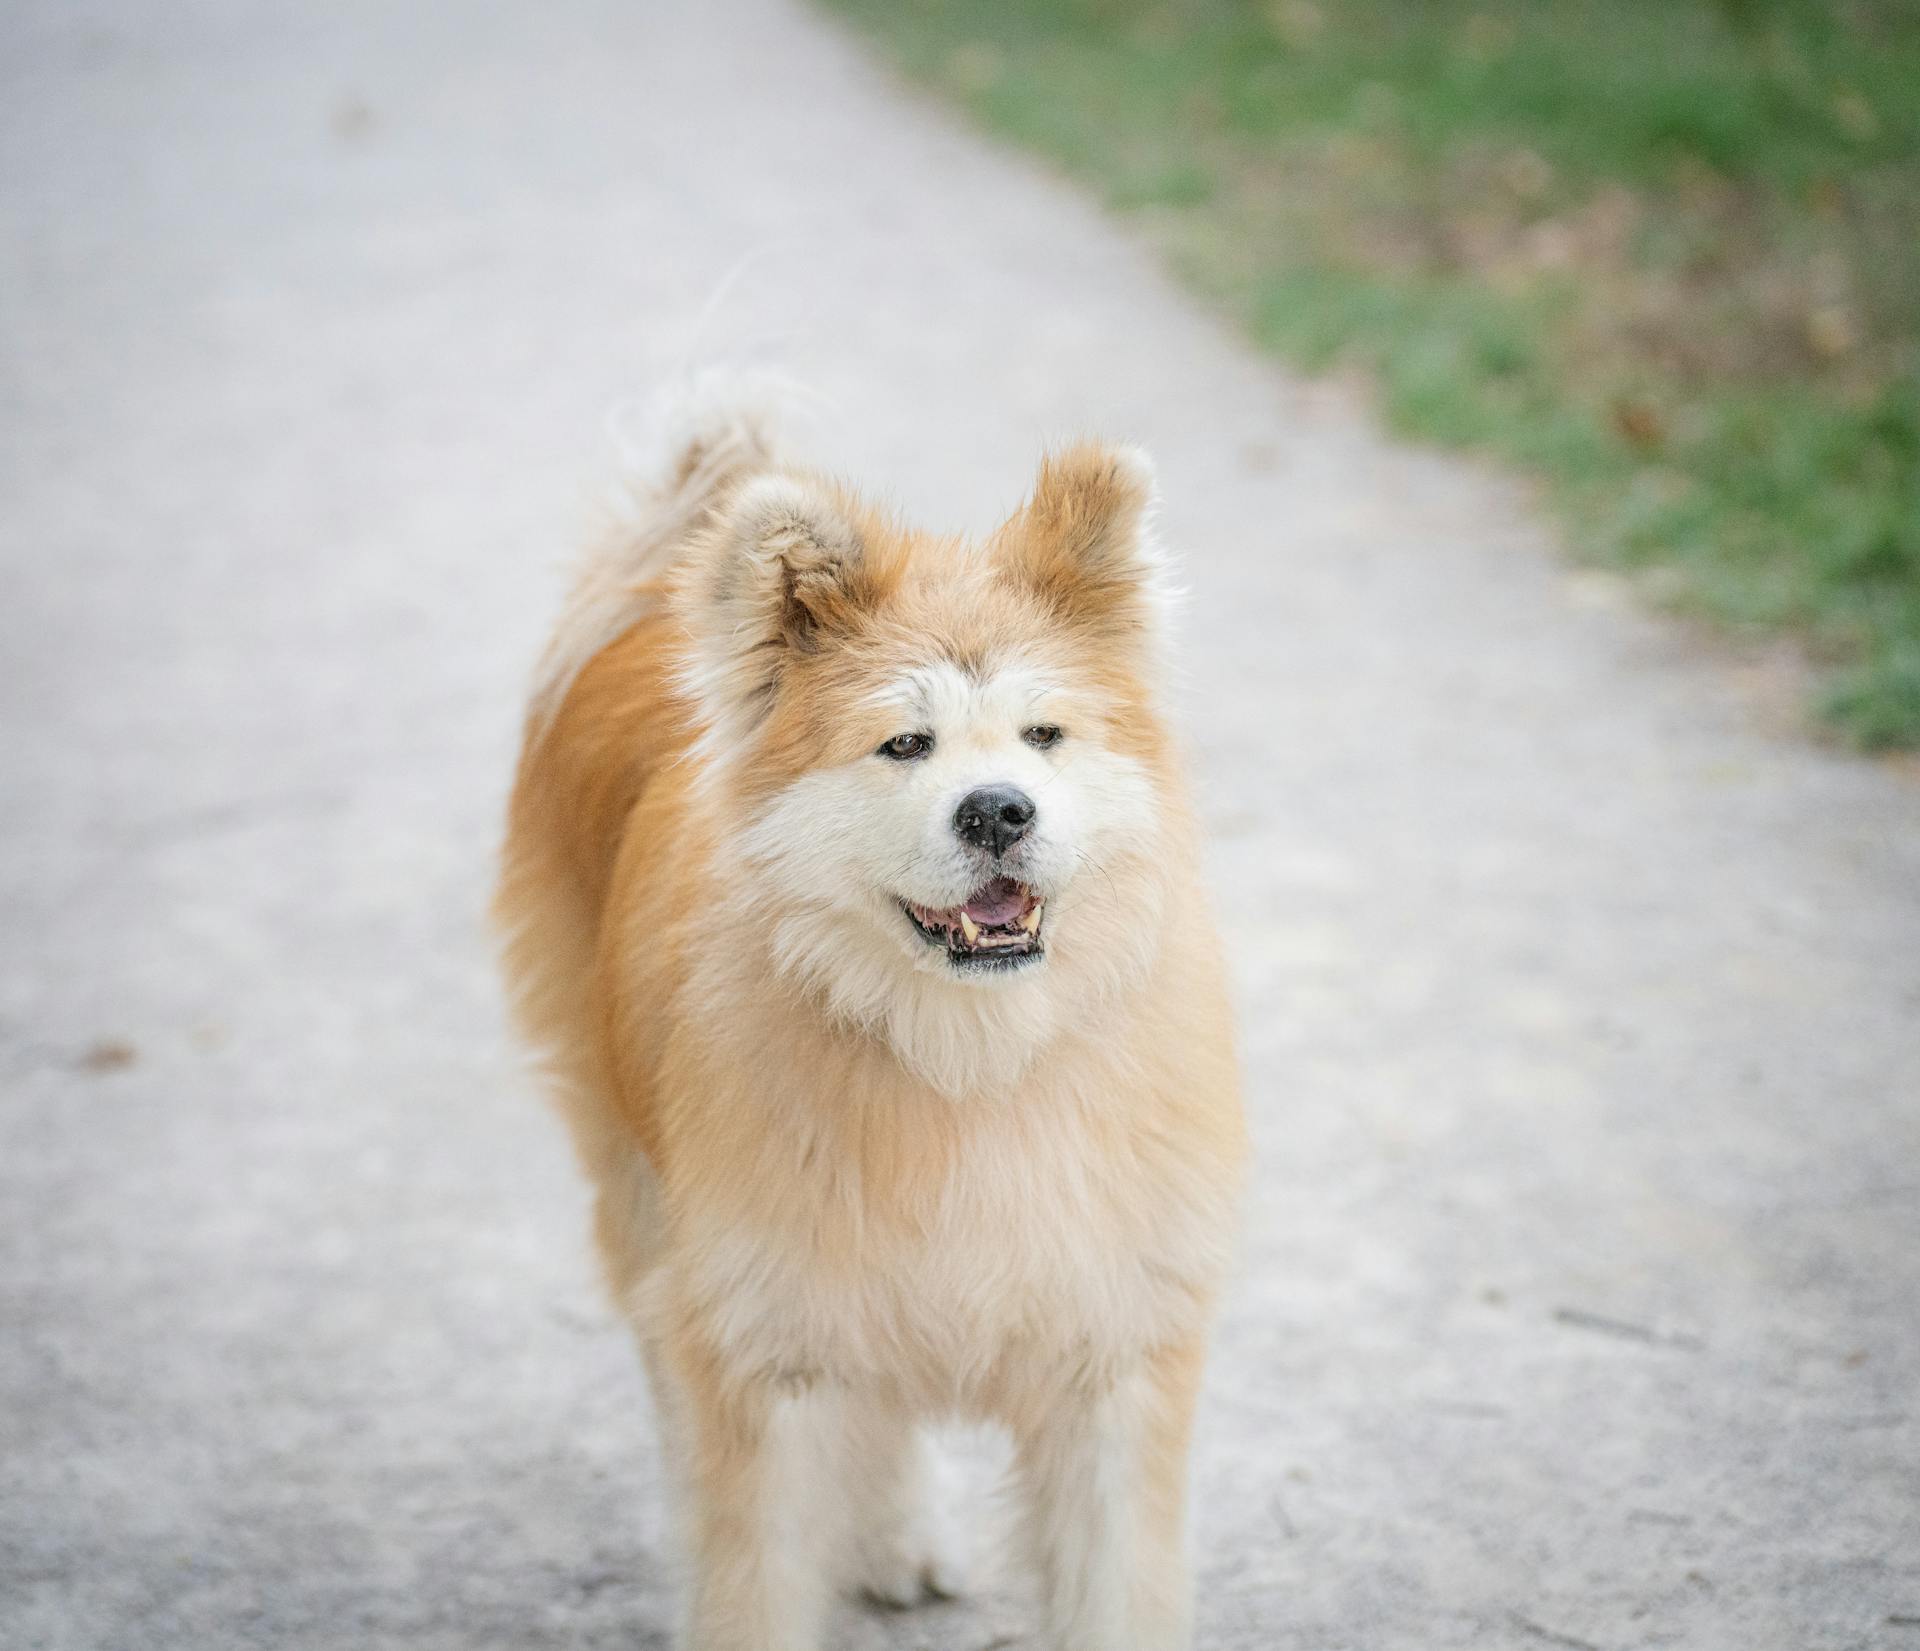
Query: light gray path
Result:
<box><xmin>3</xmin><ymin>3</ymin><xmax>1917</xmax><ymax>1648</ymax></box>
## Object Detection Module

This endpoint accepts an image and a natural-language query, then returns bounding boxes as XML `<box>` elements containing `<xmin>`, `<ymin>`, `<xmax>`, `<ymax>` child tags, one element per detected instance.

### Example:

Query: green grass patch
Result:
<box><xmin>824</xmin><ymin>0</ymin><xmax>1920</xmax><ymax>748</ymax></box>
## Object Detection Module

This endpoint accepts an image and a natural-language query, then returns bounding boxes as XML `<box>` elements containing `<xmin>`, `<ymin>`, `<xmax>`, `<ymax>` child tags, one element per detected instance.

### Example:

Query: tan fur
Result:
<box><xmin>496</xmin><ymin>421</ymin><xmax>1245</xmax><ymax>1651</ymax></box>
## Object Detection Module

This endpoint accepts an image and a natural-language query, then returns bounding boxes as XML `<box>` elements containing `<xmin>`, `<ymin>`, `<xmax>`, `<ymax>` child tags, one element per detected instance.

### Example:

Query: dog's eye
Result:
<box><xmin>878</xmin><ymin>732</ymin><xmax>933</xmax><ymax>761</ymax></box>
<box><xmin>1022</xmin><ymin>725</ymin><xmax>1063</xmax><ymax>750</ymax></box>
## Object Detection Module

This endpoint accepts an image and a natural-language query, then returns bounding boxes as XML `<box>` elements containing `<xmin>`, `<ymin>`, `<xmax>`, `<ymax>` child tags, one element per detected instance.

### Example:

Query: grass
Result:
<box><xmin>822</xmin><ymin>0</ymin><xmax>1920</xmax><ymax>748</ymax></box>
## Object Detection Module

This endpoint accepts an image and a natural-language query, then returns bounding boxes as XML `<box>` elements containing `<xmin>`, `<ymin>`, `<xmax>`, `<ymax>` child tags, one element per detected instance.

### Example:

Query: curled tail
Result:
<box><xmin>525</xmin><ymin>381</ymin><xmax>785</xmax><ymax>739</ymax></box>
<box><xmin>498</xmin><ymin>379</ymin><xmax>789</xmax><ymax>1187</ymax></box>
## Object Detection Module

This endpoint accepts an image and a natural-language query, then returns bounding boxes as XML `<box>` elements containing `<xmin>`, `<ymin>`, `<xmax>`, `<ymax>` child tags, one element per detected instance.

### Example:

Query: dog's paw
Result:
<box><xmin>852</xmin><ymin>1516</ymin><xmax>966</xmax><ymax>1609</ymax></box>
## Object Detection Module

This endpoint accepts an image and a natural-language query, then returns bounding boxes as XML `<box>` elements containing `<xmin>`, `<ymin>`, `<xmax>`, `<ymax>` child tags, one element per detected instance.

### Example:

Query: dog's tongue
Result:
<box><xmin>962</xmin><ymin>878</ymin><xmax>1028</xmax><ymax>927</ymax></box>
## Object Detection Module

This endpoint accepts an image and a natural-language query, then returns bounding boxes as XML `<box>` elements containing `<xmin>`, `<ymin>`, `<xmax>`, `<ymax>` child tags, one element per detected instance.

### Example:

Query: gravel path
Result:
<box><xmin>4</xmin><ymin>3</ymin><xmax>1917</xmax><ymax>1648</ymax></box>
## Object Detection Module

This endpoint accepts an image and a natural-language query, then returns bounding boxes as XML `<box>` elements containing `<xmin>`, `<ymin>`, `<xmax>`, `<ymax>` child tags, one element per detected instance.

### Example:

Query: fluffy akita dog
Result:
<box><xmin>496</xmin><ymin>404</ymin><xmax>1245</xmax><ymax>1651</ymax></box>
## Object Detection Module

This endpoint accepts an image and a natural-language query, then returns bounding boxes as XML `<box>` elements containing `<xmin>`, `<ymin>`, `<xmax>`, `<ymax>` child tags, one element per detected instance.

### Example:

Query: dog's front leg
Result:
<box><xmin>1012</xmin><ymin>1337</ymin><xmax>1207</xmax><ymax>1651</ymax></box>
<box><xmin>664</xmin><ymin>1332</ymin><xmax>831</xmax><ymax>1651</ymax></box>
<box><xmin>838</xmin><ymin>1397</ymin><xmax>968</xmax><ymax>1607</ymax></box>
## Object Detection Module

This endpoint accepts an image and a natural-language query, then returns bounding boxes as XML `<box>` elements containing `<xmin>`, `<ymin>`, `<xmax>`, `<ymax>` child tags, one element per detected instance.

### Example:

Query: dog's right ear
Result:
<box><xmin>678</xmin><ymin>473</ymin><xmax>876</xmax><ymax>738</ymax></box>
<box><xmin>994</xmin><ymin>443</ymin><xmax>1168</xmax><ymax>643</ymax></box>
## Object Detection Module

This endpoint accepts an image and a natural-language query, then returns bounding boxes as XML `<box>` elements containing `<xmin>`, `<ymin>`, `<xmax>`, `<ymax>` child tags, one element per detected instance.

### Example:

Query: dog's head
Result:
<box><xmin>674</xmin><ymin>443</ymin><xmax>1184</xmax><ymax>1092</ymax></box>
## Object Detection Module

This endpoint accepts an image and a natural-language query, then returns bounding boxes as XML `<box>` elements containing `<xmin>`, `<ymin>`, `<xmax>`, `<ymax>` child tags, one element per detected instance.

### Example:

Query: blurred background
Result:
<box><xmin>835</xmin><ymin>0</ymin><xmax>1920</xmax><ymax>749</ymax></box>
<box><xmin>2</xmin><ymin>3</ymin><xmax>1916</xmax><ymax>1650</ymax></box>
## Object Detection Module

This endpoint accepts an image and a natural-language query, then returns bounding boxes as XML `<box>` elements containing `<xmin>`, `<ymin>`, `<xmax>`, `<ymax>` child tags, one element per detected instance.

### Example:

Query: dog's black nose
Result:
<box><xmin>953</xmin><ymin>786</ymin><xmax>1036</xmax><ymax>857</ymax></box>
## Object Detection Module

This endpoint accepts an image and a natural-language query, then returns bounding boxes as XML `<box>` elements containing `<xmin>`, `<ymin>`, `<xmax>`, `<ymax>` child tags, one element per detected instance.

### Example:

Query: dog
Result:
<box><xmin>495</xmin><ymin>399</ymin><xmax>1245</xmax><ymax>1651</ymax></box>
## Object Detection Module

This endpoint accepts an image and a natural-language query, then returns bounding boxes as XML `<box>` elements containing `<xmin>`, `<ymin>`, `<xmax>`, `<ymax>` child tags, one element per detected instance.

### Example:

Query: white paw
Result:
<box><xmin>852</xmin><ymin>1516</ymin><xmax>967</xmax><ymax>1608</ymax></box>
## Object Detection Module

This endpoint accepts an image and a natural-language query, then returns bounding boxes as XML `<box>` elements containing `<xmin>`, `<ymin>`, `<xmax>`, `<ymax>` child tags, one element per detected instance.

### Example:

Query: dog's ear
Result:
<box><xmin>679</xmin><ymin>472</ymin><xmax>876</xmax><ymax>734</ymax></box>
<box><xmin>995</xmin><ymin>443</ymin><xmax>1167</xmax><ymax>636</ymax></box>
<box><xmin>714</xmin><ymin>473</ymin><xmax>873</xmax><ymax>647</ymax></box>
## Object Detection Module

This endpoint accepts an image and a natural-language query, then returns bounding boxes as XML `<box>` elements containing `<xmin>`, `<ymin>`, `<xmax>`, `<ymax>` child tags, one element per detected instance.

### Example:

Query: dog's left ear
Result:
<box><xmin>678</xmin><ymin>472</ymin><xmax>883</xmax><ymax>740</ymax></box>
<box><xmin>712</xmin><ymin>473</ymin><xmax>874</xmax><ymax>650</ymax></box>
<box><xmin>995</xmin><ymin>443</ymin><xmax>1168</xmax><ymax>636</ymax></box>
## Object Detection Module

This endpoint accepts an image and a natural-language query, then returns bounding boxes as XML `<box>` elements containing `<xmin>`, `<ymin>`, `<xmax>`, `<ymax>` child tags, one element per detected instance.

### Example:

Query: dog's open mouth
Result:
<box><xmin>902</xmin><ymin>877</ymin><xmax>1045</xmax><ymax>969</ymax></box>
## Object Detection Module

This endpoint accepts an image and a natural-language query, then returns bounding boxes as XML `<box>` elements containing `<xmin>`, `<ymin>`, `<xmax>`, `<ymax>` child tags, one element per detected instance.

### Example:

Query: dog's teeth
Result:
<box><xmin>958</xmin><ymin>911</ymin><xmax>980</xmax><ymax>946</ymax></box>
<box><xmin>1020</xmin><ymin>903</ymin><xmax>1043</xmax><ymax>935</ymax></box>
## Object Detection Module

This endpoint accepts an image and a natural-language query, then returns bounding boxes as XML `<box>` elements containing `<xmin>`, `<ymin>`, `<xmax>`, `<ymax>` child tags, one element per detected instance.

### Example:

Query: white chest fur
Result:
<box><xmin>661</xmin><ymin>1085</ymin><xmax>1231</xmax><ymax>1412</ymax></box>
